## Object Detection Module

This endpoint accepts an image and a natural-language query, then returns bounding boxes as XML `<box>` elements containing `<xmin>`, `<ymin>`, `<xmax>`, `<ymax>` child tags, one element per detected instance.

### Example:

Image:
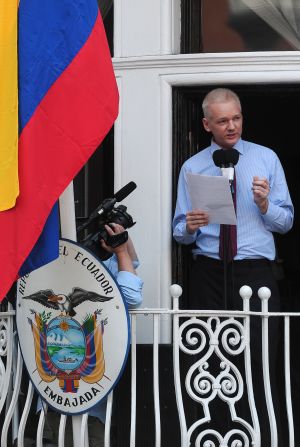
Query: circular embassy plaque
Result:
<box><xmin>16</xmin><ymin>239</ymin><xmax>130</xmax><ymax>415</ymax></box>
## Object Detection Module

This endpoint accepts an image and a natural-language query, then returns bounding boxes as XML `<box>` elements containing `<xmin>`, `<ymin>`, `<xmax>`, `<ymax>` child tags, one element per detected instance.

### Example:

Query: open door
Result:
<box><xmin>172</xmin><ymin>83</ymin><xmax>300</xmax><ymax>310</ymax></box>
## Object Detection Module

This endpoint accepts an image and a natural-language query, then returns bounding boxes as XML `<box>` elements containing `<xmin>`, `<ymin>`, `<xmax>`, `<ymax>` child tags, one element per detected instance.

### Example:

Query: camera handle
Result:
<box><xmin>104</xmin><ymin>230</ymin><xmax>128</xmax><ymax>248</ymax></box>
<box><xmin>80</xmin><ymin>229</ymin><xmax>129</xmax><ymax>261</ymax></box>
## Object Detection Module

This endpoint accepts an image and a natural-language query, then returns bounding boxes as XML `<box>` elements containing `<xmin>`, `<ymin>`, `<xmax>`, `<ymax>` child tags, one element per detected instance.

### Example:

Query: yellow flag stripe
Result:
<box><xmin>0</xmin><ymin>0</ymin><xmax>19</xmax><ymax>211</ymax></box>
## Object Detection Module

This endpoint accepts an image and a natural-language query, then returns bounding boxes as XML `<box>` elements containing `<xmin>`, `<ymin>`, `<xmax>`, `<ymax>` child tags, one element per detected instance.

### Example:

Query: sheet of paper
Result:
<box><xmin>186</xmin><ymin>173</ymin><xmax>237</xmax><ymax>225</ymax></box>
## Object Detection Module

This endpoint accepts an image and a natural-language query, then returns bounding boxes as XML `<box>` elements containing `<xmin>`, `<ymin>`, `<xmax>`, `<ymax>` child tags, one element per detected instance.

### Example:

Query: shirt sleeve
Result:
<box><xmin>172</xmin><ymin>163</ymin><xmax>199</xmax><ymax>245</ymax></box>
<box><xmin>103</xmin><ymin>255</ymin><xmax>143</xmax><ymax>308</ymax></box>
<box><xmin>116</xmin><ymin>271</ymin><xmax>143</xmax><ymax>308</ymax></box>
<box><xmin>261</xmin><ymin>156</ymin><xmax>294</xmax><ymax>234</ymax></box>
<box><xmin>103</xmin><ymin>254</ymin><xmax>119</xmax><ymax>277</ymax></box>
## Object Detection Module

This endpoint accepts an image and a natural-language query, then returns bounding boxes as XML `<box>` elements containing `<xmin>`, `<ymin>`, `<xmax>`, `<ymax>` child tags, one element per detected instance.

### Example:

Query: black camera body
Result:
<box><xmin>77</xmin><ymin>186</ymin><xmax>136</xmax><ymax>260</ymax></box>
<box><xmin>97</xmin><ymin>203</ymin><xmax>135</xmax><ymax>246</ymax></box>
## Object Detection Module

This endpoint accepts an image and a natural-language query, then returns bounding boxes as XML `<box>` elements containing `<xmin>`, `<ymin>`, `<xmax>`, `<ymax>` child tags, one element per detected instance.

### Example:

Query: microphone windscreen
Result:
<box><xmin>224</xmin><ymin>148</ymin><xmax>239</xmax><ymax>166</ymax></box>
<box><xmin>213</xmin><ymin>148</ymin><xmax>239</xmax><ymax>166</ymax></box>
<box><xmin>212</xmin><ymin>149</ymin><xmax>227</xmax><ymax>167</ymax></box>
<box><xmin>114</xmin><ymin>181</ymin><xmax>137</xmax><ymax>202</ymax></box>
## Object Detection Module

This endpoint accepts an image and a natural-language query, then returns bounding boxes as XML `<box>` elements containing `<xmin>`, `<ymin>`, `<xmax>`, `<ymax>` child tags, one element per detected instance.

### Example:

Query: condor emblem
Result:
<box><xmin>16</xmin><ymin>239</ymin><xmax>130</xmax><ymax>414</ymax></box>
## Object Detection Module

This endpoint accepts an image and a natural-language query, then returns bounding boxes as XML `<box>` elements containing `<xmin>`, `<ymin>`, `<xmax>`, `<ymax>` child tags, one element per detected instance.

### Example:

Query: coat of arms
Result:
<box><xmin>16</xmin><ymin>239</ymin><xmax>130</xmax><ymax>414</ymax></box>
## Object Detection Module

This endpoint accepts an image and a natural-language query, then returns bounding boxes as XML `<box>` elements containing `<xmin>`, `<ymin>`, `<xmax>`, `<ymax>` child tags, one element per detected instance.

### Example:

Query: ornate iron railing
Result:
<box><xmin>0</xmin><ymin>285</ymin><xmax>298</xmax><ymax>446</ymax></box>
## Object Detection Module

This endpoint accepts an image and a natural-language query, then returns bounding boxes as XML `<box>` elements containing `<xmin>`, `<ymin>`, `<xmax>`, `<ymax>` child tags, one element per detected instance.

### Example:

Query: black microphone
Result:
<box><xmin>92</xmin><ymin>181</ymin><xmax>137</xmax><ymax>217</ymax></box>
<box><xmin>213</xmin><ymin>149</ymin><xmax>239</xmax><ymax>183</ymax></box>
<box><xmin>113</xmin><ymin>181</ymin><xmax>137</xmax><ymax>203</ymax></box>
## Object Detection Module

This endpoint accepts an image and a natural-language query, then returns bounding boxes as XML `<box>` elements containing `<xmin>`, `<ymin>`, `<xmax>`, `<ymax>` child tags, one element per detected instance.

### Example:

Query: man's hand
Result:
<box><xmin>100</xmin><ymin>223</ymin><xmax>128</xmax><ymax>255</ymax></box>
<box><xmin>186</xmin><ymin>210</ymin><xmax>209</xmax><ymax>234</ymax></box>
<box><xmin>100</xmin><ymin>223</ymin><xmax>136</xmax><ymax>274</ymax></box>
<box><xmin>252</xmin><ymin>176</ymin><xmax>269</xmax><ymax>214</ymax></box>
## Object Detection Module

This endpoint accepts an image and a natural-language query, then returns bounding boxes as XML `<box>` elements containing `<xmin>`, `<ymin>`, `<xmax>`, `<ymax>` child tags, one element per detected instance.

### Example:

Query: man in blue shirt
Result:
<box><xmin>173</xmin><ymin>87</ymin><xmax>293</xmax><ymax>444</ymax></box>
<box><xmin>173</xmin><ymin>87</ymin><xmax>293</xmax><ymax>309</ymax></box>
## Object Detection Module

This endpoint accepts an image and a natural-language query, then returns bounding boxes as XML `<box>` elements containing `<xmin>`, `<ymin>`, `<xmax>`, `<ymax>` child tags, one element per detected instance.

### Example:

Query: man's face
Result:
<box><xmin>202</xmin><ymin>100</ymin><xmax>243</xmax><ymax>149</ymax></box>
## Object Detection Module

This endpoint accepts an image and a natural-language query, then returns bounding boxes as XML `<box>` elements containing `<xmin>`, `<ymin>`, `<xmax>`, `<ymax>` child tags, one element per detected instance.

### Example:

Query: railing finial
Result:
<box><xmin>239</xmin><ymin>285</ymin><xmax>252</xmax><ymax>311</ymax></box>
<box><xmin>169</xmin><ymin>284</ymin><xmax>183</xmax><ymax>299</ymax></box>
<box><xmin>170</xmin><ymin>284</ymin><xmax>183</xmax><ymax>311</ymax></box>
<box><xmin>258</xmin><ymin>287</ymin><xmax>271</xmax><ymax>301</ymax></box>
<box><xmin>239</xmin><ymin>285</ymin><xmax>252</xmax><ymax>300</ymax></box>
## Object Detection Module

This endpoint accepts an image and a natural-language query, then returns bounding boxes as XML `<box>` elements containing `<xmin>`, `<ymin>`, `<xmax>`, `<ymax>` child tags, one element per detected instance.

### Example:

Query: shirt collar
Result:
<box><xmin>209</xmin><ymin>138</ymin><xmax>244</xmax><ymax>155</ymax></box>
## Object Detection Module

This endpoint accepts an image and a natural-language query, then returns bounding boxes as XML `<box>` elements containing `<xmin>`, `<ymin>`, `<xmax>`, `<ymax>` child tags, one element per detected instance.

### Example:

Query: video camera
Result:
<box><xmin>77</xmin><ymin>182</ymin><xmax>136</xmax><ymax>260</ymax></box>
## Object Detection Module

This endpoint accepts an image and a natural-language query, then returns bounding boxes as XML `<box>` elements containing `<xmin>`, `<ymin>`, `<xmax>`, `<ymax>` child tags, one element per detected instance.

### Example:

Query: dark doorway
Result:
<box><xmin>172</xmin><ymin>84</ymin><xmax>300</xmax><ymax>445</ymax></box>
<box><xmin>73</xmin><ymin>128</ymin><xmax>114</xmax><ymax>229</ymax></box>
<box><xmin>172</xmin><ymin>83</ymin><xmax>300</xmax><ymax>310</ymax></box>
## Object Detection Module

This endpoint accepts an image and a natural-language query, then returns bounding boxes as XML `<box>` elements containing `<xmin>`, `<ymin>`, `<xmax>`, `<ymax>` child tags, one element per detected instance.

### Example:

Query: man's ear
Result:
<box><xmin>202</xmin><ymin>117</ymin><xmax>211</xmax><ymax>133</ymax></box>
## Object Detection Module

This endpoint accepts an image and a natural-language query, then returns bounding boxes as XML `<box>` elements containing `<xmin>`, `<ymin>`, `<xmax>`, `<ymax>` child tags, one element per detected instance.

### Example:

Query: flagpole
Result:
<box><xmin>59</xmin><ymin>182</ymin><xmax>89</xmax><ymax>446</ymax></box>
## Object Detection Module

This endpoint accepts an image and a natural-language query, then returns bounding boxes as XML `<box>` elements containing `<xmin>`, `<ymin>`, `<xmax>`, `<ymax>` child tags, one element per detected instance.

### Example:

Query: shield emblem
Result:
<box><xmin>16</xmin><ymin>239</ymin><xmax>130</xmax><ymax>414</ymax></box>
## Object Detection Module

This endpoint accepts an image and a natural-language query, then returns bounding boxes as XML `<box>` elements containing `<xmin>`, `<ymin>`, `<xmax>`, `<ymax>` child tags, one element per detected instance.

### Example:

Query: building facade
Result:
<box><xmin>75</xmin><ymin>0</ymin><xmax>300</xmax><ymax>342</ymax></box>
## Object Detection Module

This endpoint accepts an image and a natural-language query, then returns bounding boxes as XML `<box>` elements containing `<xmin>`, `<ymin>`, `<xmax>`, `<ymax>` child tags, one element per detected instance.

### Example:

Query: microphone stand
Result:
<box><xmin>222</xmin><ymin>174</ymin><xmax>235</xmax><ymax>310</ymax></box>
<box><xmin>213</xmin><ymin>151</ymin><xmax>239</xmax><ymax>310</ymax></box>
<box><xmin>222</xmin><ymin>225</ymin><xmax>228</xmax><ymax>310</ymax></box>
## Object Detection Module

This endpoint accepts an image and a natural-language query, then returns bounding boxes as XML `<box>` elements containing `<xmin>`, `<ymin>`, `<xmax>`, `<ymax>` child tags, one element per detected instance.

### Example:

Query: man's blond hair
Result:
<box><xmin>202</xmin><ymin>88</ymin><xmax>241</xmax><ymax>118</ymax></box>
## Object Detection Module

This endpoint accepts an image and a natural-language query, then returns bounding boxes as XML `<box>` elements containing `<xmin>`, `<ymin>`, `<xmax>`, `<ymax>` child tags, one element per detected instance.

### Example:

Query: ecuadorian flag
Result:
<box><xmin>0</xmin><ymin>0</ymin><xmax>119</xmax><ymax>301</ymax></box>
<box><xmin>0</xmin><ymin>1</ymin><xmax>19</xmax><ymax>211</ymax></box>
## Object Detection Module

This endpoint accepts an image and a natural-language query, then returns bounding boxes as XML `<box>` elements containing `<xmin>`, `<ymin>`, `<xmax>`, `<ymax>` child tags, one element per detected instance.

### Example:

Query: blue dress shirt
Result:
<box><xmin>173</xmin><ymin>139</ymin><xmax>294</xmax><ymax>260</ymax></box>
<box><xmin>103</xmin><ymin>254</ymin><xmax>143</xmax><ymax>308</ymax></box>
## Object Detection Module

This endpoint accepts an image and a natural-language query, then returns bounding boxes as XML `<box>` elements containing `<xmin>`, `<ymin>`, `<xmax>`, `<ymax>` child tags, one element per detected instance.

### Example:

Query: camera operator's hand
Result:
<box><xmin>100</xmin><ymin>224</ymin><xmax>136</xmax><ymax>274</ymax></box>
<box><xmin>100</xmin><ymin>223</ymin><xmax>126</xmax><ymax>254</ymax></box>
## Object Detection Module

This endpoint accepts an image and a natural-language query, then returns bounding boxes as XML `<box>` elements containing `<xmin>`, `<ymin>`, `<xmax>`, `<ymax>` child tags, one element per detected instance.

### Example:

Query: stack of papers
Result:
<box><xmin>186</xmin><ymin>173</ymin><xmax>236</xmax><ymax>225</ymax></box>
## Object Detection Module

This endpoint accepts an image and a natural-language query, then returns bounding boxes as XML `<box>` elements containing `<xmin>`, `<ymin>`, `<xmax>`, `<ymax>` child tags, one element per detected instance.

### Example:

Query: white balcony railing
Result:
<box><xmin>0</xmin><ymin>285</ymin><xmax>298</xmax><ymax>446</ymax></box>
